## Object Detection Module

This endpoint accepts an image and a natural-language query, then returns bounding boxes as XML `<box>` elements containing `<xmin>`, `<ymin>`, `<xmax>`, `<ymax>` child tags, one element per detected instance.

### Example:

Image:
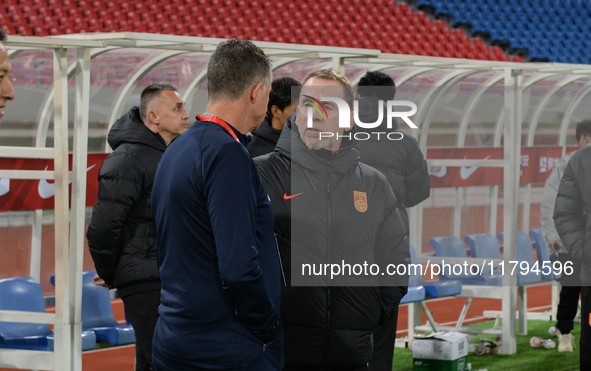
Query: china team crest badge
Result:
<box><xmin>354</xmin><ymin>191</ymin><xmax>368</xmax><ymax>213</ymax></box>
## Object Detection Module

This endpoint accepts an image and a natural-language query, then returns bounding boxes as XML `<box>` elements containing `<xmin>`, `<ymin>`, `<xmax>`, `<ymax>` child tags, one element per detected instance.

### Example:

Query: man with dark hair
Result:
<box><xmin>541</xmin><ymin>120</ymin><xmax>591</xmax><ymax>352</ymax></box>
<box><xmin>248</xmin><ymin>77</ymin><xmax>302</xmax><ymax>157</ymax></box>
<box><xmin>0</xmin><ymin>29</ymin><xmax>16</xmax><ymax>125</ymax></box>
<box><xmin>87</xmin><ymin>84</ymin><xmax>188</xmax><ymax>371</ymax></box>
<box><xmin>151</xmin><ymin>39</ymin><xmax>283</xmax><ymax>371</ymax></box>
<box><xmin>355</xmin><ymin>70</ymin><xmax>430</xmax><ymax>371</ymax></box>
<box><xmin>554</xmin><ymin>143</ymin><xmax>591</xmax><ymax>370</ymax></box>
<box><xmin>254</xmin><ymin>69</ymin><xmax>408</xmax><ymax>371</ymax></box>
<box><xmin>357</xmin><ymin>71</ymin><xmax>396</xmax><ymax>102</ymax></box>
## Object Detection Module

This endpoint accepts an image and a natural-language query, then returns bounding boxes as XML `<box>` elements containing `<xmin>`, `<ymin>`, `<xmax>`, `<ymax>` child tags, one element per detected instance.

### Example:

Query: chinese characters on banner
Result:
<box><xmin>427</xmin><ymin>146</ymin><xmax>577</xmax><ymax>188</ymax></box>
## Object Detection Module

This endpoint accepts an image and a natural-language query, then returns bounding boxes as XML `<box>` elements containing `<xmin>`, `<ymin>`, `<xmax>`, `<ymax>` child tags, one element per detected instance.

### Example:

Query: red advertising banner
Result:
<box><xmin>0</xmin><ymin>153</ymin><xmax>108</xmax><ymax>211</ymax></box>
<box><xmin>0</xmin><ymin>147</ymin><xmax>580</xmax><ymax>210</ymax></box>
<box><xmin>427</xmin><ymin>146</ymin><xmax>577</xmax><ymax>188</ymax></box>
<box><xmin>427</xmin><ymin>148</ymin><xmax>503</xmax><ymax>188</ymax></box>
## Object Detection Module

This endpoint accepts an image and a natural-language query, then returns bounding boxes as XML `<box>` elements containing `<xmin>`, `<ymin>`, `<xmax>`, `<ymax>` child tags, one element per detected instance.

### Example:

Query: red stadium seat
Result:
<box><xmin>173</xmin><ymin>24</ymin><xmax>185</xmax><ymax>35</ymax></box>
<box><xmin>92</xmin><ymin>1</ymin><xmax>105</xmax><ymax>10</ymax></box>
<box><xmin>36</xmin><ymin>7</ymin><xmax>48</xmax><ymax>16</ymax></box>
<box><xmin>87</xmin><ymin>18</ymin><xmax>98</xmax><ymax>30</ymax></box>
<box><xmin>399</xmin><ymin>41</ymin><xmax>410</xmax><ymax>54</ymax></box>
<box><xmin>0</xmin><ymin>0</ymin><xmax>514</xmax><ymax>64</ymax></box>
<box><xmin>188</xmin><ymin>24</ymin><xmax>199</xmax><ymax>35</ymax></box>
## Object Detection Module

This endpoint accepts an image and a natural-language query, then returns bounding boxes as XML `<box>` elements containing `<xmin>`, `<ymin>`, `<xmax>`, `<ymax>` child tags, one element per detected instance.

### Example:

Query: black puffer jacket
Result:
<box><xmin>356</xmin><ymin>96</ymin><xmax>430</xmax><ymax>230</ymax></box>
<box><xmin>254</xmin><ymin>116</ymin><xmax>409</xmax><ymax>369</ymax></box>
<box><xmin>247</xmin><ymin>112</ymin><xmax>282</xmax><ymax>157</ymax></box>
<box><xmin>554</xmin><ymin>145</ymin><xmax>591</xmax><ymax>285</ymax></box>
<box><xmin>86</xmin><ymin>107</ymin><xmax>165</xmax><ymax>297</ymax></box>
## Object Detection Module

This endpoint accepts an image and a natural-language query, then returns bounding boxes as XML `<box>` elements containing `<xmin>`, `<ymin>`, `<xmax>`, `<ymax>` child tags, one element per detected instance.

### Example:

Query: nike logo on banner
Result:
<box><xmin>284</xmin><ymin>192</ymin><xmax>303</xmax><ymax>200</ymax></box>
<box><xmin>460</xmin><ymin>155</ymin><xmax>491</xmax><ymax>180</ymax></box>
<box><xmin>0</xmin><ymin>178</ymin><xmax>9</xmax><ymax>196</ymax></box>
<box><xmin>38</xmin><ymin>164</ymin><xmax>96</xmax><ymax>199</ymax></box>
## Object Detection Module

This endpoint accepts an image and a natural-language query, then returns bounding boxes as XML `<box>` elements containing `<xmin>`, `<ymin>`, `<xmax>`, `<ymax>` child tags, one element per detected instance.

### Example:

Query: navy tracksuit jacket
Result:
<box><xmin>151</xmin><ymin>117</ymin><xmax>284</xmax><ymax>370</ymax></box>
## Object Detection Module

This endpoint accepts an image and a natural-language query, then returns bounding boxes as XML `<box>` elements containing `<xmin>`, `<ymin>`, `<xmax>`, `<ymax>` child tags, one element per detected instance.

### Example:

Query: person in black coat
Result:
<box><xmin>356</xmin><ymin>71</ymin><xmax>430</xmax><ymax>371</ymax></box>
<box><xmin>248</xmin><ymin>77</ymin><xmax>301</xmax><ymax>157</ymax></box>
<box><xmin>86</xmin><ymin>84</ymin><xmax>189</xmax><ymax>371</ymax></box>
<box><xmin>554</xmin><ymin>144</ymin><xmax>591</xmax><ymax>370</ymax></box>
<box><xmin>255</xmin><ymin>69</ymin><xmax>409</xmax><ymax>371</ymax></box>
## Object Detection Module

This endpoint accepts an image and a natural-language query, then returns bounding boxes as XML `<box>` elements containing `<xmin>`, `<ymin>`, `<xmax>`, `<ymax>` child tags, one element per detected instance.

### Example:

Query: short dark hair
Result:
<box><xmin>0</xmin><ymin>29</ymin><xmax>7</xmax><ymax>43</ymax></box>
<box><xmin>268</xmin><ymin>77</ymin><xmax>301</xmax><ymax>113</ymax></box>
<box><xmin>576</xmin><ymin>120</ymin><xmax>591</xmax><ymax>142</ymax></box>
<box><xmin>302</xmin><ymin>69</ymin><xmax>354</xmax><ymax>107</ymax></box>
<box><xmin>357</xmin><ymin>71</ymin><xmax>396</xmax><ymax>101</ymax></box>
<box><xmin>207</xmin><ymin>39</ymin><xmax>272</xmax><ymax>102</ymax></box>
<box><xmin>139</xmin><ymin>84</ymin><xmax>179</xmax><ymax>122</ymax></box>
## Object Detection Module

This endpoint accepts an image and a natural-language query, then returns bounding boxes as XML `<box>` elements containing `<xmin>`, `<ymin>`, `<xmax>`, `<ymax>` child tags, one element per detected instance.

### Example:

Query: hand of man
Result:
<box><xmin>92</xmin><ymin>274</ymin><xmax>107</xmax><ymax>287</ymax></box>
<box><xmin>549</xmin><ymin>240</ymin><xmax>562</xmax><ymax>253</ymax></box>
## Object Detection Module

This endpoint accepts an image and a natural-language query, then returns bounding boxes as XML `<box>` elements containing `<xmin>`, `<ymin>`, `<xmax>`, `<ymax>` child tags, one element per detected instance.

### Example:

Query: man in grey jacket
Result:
<box><xmin>541</xmin><ymin>120</ymin><xmax>591</xmax><ymax>351</ymax></box>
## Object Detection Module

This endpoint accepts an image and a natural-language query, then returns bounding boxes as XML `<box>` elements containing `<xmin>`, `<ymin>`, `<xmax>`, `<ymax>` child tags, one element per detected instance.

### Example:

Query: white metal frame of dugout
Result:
<box><xmin>3</xmin><ymin>33</ymin><xmax>591</xmax><ymax>369</ymax></box>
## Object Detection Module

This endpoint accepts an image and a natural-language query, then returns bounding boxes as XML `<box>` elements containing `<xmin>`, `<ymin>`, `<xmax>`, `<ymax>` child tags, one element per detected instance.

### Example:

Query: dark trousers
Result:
<box><xmin>556</xmin><ymin>253</ymin><xmax>582</xmax><ymax>334</ymax></box>
<box><xmin>368</xmin><ymin>307</ymin><xmax>399</xmax><ymax>371</ymax></box>
<box><xmin>580</xmin><ymin>287</ymin><xmax>591</xmax><ymax>370</ymax></box>
<box><xmin>121</xmin><ymin>290</ymin><xmax>161</xmax><ymax>371</ymax></box>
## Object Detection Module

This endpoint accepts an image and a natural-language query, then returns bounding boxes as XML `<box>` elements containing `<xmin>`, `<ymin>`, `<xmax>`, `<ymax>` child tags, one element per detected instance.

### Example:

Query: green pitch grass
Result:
<box><xmin>391</xmin><ymin>320</ymin><xmax>581</xmax><ymax>371</ymax></box>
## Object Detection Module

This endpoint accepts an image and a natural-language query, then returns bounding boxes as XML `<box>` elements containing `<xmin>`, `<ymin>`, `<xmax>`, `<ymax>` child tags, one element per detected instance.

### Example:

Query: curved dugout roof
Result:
<box><xmin>4</xmin><ymin>32</ymin><xmax>591</xmax><ymax>153</ymax></box>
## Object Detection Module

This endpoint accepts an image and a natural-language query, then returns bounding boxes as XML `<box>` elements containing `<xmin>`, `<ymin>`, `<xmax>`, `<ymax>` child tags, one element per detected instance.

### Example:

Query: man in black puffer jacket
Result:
<box><xmin>248</xmin><ymin>77</ymin><xmax>301</xmax><ymax>157</ymax></box>
<box><xmin>356</xmin><ymin>71</ymin><xmax>430</xmax><ymax>371</ymax></box>
<box><xmin>86</xmin><ymin>84</ymin><xmax>189</xmax><ymax>371</ymax></box>
<box><xmin>356</xmin><ymin>71</ymin><xmax>430</xmax><ymax>232</ymax></box>
<box><xmin>255</xmin><ymin>70</ymin><xmax>409</xmax><ymax>371</ymax></box>
<box><xmin>554</xmin><ymin>145</ymin><xmax>591</xmax><ymax>370</ymax></box>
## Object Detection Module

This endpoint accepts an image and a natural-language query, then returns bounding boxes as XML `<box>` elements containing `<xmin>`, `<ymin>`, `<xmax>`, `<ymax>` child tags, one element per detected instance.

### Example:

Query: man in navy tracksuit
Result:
<box><xmin>151</xmin><ymin>40</ymin><xmax>283</xmax><ymax>371</ymax></box>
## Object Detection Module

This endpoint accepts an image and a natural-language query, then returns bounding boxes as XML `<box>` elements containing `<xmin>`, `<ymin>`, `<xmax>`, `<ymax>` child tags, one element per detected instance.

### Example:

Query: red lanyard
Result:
<box><xmin>196</xmin><ymin>114</ymin><xmax>240</xmax><ymax>143</ymax></box>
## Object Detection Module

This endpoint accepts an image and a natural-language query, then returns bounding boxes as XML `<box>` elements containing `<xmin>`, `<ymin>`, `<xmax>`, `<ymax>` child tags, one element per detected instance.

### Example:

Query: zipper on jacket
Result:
<box><xmin>322</xmin><ymin>161</ymin><xmax>333</xmax><ymax>367</ymax></box>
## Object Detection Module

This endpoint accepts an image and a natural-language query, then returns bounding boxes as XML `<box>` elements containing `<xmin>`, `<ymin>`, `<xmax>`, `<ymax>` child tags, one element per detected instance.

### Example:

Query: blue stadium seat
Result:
<box><xmin>0</xmin><ymin>277</ymin><xmax>96</xmax><ymax>351</ymax></box>
<box><xmin>430</xmin><ymin>236</ymin><xmax>502</xmax><ymax>286</ymax></box>
<box><xmin>529</xmin><ymin>228</ymin><xmax>558</xmax><ymax>281</ymax></box>
<box><xmin>0</xmin><ymin>277</ymin><xmax>53</xmax><ymax>350</ymax></box>
<box><xmin>430</xmin><ymin>0</ymin><xmax>587</xmax><ymax>63</ymax></box>
<box><xmin>409</xmin><ymin>245</ymin><xmax>461</xmax><ymax>298</ymax></box>
<box><xmin>435</xmin><ymin>2</ymin><xmax>450</xmax><ymax>15</ymax></box>
<box><xmin>51</xmin><ymin>272</ymin><xmax>135</xmax><ymax>346</ymax></box>
<box><xmin>489</xmin><ymin>31</ymin><xmax>501</xmax><ymax>41</ymax></box>
<box><xmin>400</xmin><ymin>286</ymin><xmax>426</xmax><ymax>304</ymax></box>
<box><xmin>497</xmin><ymin>232</ymin><xmax>543</xmax><ymax>285</ymax></box>
<box><xmin>79</xmin><ymin>272</ymin><xmax>135</xmax><ymax>346</ymax></box>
